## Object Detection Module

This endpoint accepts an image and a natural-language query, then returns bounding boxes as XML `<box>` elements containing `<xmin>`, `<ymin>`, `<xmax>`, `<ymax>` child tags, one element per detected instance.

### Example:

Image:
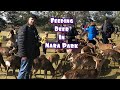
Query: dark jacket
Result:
<box><xmin>67</xmin><ymin>27</ymin><xmax>78</xmax><ymax>44</ymax></box>
<box><xmin>101</xmin><ymin>21</ymin><xmax>115</xmax><ymax>38</ymax></box>
<box><xmin>67</xmin><ymin>27</ymin><xmax>78</xmax><ymax>39</ymax></box>
<box><xmin>17</xmin><ymin>24</ymin><xmax>40</xmax><ymax>59</ymax></box>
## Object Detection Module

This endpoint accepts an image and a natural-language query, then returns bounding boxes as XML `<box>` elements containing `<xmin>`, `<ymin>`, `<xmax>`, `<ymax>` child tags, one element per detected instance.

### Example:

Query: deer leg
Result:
<box><xmin>112</xmin><ymin>57</ymin><xmax>116</xmax><ymax>67</ymax></box>
<box><xmin>55</xmin><ymin>70</ymin><xmax>57</xmax><ymax>79</ymax></box>
<box><xmin>56</xmin><ymin>61</ymin><xmax>58</xmax><ymax>66</ymax></box>
<box><xmin>29</xmin><ymin>71</ymin><xmax>33</xmax><ymax>79</ymax></box>
<box><xmin>0</xmin><ymin>61</ymin><xmax>2</xmax><ymax>71</ymax></box>
<box><xmin>55</xmin><ymin>61</ymin><xmax>57</xmax><ymax>66</ymax></box>
<box><xmin>6</xmin><ymin>67</ymin><xmax>10</xmax><ymax>79</ymax></box>
<box><xmin>117</xmin><ymin>60</ymin><xmax>120</xmax><ymax>68</ymax></box>
<box><xmin>0</xmin><ymin>64</ymin><xmax>2</xmax><ymax>72</ymax></box>
<box><xmin>116</xmin><ymin>34</ymin><xmax>119</xmax><ymax>39</ymax></box>
<box><xmin>55</xmin><ymin>60</ymin><xmax>58</xmax><ymax>67</ymax></box>
<box><xmin>39</xmin><ymin>68</ymin><xmax>41</xmax><ymax>75</ymax></box>
<box><xmin>1</xmin><ymin>58</ymin><xmax>7</xmax><ymax>71</ymax></box>
<box><xmin>116</xmin><ymin>59</ymin><xmax>120</xmax><ymax>68</ymax></box>
<box><xmin>0</xmin><ymin>67</ymin><xmax>2</xmax><ymax>72</ymax></box>
<box><xmin>29</xmin><ymin>67</ymin><xmax>34</xmax><ymax>79</ymax></box>
<box><xmin>44</xmin><ymin>70</ymin><xmax>45</xmax><ymax>79</ymax></box>
<box><xmin>51</xmin><ymin>69</ymin><xmax>56</xmax><ymax>79</ymax></box>
<box><xmin>114</xmin><ymin>61</ymin><xmax>115</xmax><ymax>67</ymax></box>
<box><xmin>13</xmin><ymin>68</ymin><xmax>17</xmax><ymax>79</ymax></box>
<box><xmin>34</xmin><ymin>69</ymin><xmax>39</xmax><ymax>78</ymax></box>
<box><xmin>44</xmin><ymin>70</ymin><xmax>47</xmax><ymax>79</ymax></box>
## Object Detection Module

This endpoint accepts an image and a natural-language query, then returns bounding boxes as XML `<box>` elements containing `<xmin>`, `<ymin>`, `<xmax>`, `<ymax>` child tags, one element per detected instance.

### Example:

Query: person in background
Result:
<box><xmin>81</xmin><ymin>22</ymin><xmax>86</xmax><ymax>32</ymax></box>
<box><xmin>114</xmin><ymin>26</ymin><xmax>119</xmax><ymax>34</ymax></box>
<box><xmin>101</xmin><ymin>17</ymin><xmax>115</xmax><ymax>44</ymax></box>
<box><xmin>9</xmin><ymin>30</ymin><xmax>16</xmax><ymax>45</ymax></box>
<box><xmin>85</xmin><ymin>22</ymin><xmax>98</xmax><ymax>45</ymax></box>
<box><xmin>6</xmin><ymin>29</ymin><xmax>16</xmax><ymax>49</ymax></box>
<box><xmin>67</xmin><ymin>24</ymin><xmax>78</xmax><ymax>44</ymax></box>
<box><xmin>40</xmin><ymin>32</ymin><xmax>48</xmax><ymax>54</ymax></box>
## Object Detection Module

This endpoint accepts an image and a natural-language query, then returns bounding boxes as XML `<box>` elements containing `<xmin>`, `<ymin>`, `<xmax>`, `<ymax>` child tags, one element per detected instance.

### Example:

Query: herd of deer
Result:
<box><xmin>60</xmin><ymin>36</ymin><xmax>120</xmax><ymax>79</ymax></box>
<box><xmin>0</xmin><ymin>32</ymin><xmax>120</xmax><ymax>79</ymax></box>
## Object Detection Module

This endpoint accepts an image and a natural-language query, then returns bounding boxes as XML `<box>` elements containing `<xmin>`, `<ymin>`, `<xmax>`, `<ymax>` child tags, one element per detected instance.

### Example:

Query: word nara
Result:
<box><xmin>45</xmin><ymin>43</ymin><xmax>78</xmax><ymax>49</ymax></box>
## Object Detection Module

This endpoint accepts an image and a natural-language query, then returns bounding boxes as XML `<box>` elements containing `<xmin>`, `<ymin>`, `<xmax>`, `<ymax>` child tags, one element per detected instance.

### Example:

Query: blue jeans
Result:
<box><xmin>17</xmin><ymin>58</ymin><xmax>33</xmax><ymax>79</ymax></box>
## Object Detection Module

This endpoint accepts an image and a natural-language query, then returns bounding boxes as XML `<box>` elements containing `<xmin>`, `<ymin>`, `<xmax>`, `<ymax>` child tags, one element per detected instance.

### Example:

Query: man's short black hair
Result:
<box><xmin>29</xmin><ymin>14</ymin><xmax>37</xmax><ymax>20</ymax></box>
<box><xmin>105</xmin><ymin>17</ymin><xmax>109</xmax><ymax>20</ymax></box>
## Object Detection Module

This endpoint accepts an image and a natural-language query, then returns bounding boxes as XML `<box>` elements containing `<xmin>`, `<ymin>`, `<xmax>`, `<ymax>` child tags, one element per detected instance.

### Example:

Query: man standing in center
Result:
<box><xmin>17</xmin><ymin>14</ymin><xmax>40</xmax><ymax>79</ymax></box>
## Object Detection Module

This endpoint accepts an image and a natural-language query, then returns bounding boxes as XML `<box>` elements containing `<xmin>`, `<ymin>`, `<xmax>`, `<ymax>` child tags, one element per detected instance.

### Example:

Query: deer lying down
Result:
<box><xmin>61</xmin><ymin>68</ymin><xmax>99</xmax><ymax>79</ymax></box>
<box><xmin>81</xmin><ymin>46</ymin><xmax>95</xmax><ymax>54</ymax></box>
<box><xmin>68</xmin><ymin>53</ymin><xmax>103</xmax><ymax>71</ymax></box>
<box><xmin>101</xmin><ymin>49</ymin><xmax>120</xmax><ymax>68</ymax></box>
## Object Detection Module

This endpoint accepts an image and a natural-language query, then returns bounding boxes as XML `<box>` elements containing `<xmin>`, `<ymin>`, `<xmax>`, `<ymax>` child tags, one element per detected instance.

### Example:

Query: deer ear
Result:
<box><xmin>61</xmin><ymin>75</ymin><xmax>67</xmax><ymax>79</ymax></box>
<box><xmin>100</xmin><ymin>38</ymin><xmax>102</xmax><ymax>40</ymax></box>
<box><xmin>96</xmin><ymin>53</ymin><xmax>99</xmax><ymax>56</ymax></box>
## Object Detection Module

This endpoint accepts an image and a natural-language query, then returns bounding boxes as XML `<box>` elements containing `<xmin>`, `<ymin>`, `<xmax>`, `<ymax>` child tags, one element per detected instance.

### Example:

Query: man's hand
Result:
<box><xmin>21</xmin><ymin>57</ymin><xmax>27</xmax><ymax>60</ymax></box>
<box><xmin>93</xmin><ymin>38</ymin><xmax>96</xmax><ymax>40</ymax></box>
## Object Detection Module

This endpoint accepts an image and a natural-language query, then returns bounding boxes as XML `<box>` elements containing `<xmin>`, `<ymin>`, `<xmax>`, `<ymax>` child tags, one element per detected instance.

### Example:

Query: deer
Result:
<box><xmin>94</xmin><ymin>38</ymin><xmax>114</xmax><ymax>53</ymax></box>
<box><xmin>101</xmin><ymin>49</ymin><xmax>120</xmax><ymax>68</ymax></box>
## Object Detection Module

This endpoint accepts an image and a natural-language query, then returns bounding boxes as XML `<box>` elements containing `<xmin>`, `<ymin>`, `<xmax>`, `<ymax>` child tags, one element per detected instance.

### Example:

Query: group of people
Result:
<box><xmin>56</xmin><ymin>17</ymin><xmax>115</xmax><ymax>49</ymax></box>
<box><xmin>81</xmin><ymin>17</ymin><xmax>115</xmax><ymax>45</ymax></box>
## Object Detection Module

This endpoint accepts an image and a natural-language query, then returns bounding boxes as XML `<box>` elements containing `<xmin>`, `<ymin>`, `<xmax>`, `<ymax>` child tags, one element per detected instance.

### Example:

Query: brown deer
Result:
<box><xmin>101</xmin><ymin>49</ymin><xmax>120</xmax><ymax>68</ymax></box>
<box><xmin>94</xmin><ymin>38</ymin><xmax>113</xmax><ymax>52</ymax></box>
<box><xmin>31</xmin><ymin>54</ymin><xmax>55</xmax><ymax>79</ymax></box>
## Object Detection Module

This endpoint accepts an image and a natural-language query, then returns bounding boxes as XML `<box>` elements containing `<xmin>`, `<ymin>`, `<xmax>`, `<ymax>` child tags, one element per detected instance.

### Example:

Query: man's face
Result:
<box><xmin>28</xmin><ymin>17</ymin><xmax>35</xmax><ymax>26</ymax></box>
